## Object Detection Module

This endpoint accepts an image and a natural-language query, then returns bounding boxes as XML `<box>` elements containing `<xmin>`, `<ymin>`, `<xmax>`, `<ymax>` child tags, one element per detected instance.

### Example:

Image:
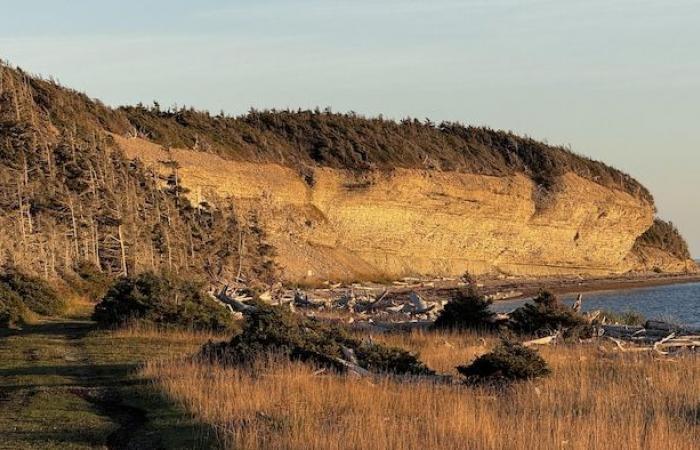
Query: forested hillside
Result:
<box><xmin>0</xmin><ymin>62</ymin><xmax>275</xmax><ymax>284</ymax></box>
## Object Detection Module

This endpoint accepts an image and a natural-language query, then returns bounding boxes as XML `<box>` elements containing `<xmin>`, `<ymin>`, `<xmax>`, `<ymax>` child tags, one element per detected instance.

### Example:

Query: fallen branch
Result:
<box><xmin>214</xmin><ymin>285</ymin><xmax>258</xmax><ymax>313</ymax></box>
<box><xmin>523</xmin><ymin>331</ymin><xmax>560</xmax><ymax>347</ymax></box>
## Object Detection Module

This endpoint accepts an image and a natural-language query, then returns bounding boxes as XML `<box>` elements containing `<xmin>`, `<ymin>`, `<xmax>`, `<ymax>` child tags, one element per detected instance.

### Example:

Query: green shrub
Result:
<box><xmin>431</xmin><ymin>288</ymin><xmax>495</xmax><ymax>331</ymax></box>
<box><xmin>0</xmin><ymin>284</ymin><xmax>30</xmax><ymax>328</ymax></box>
<box><xmin>201</xmin><ymin>303</ymin><xmax>434</xmax><ymax>376</ymax></box>
<box><xmin>92</xmin><ymin>272</ymin><xmax>236</xmax><ymax>332</ymax></box>
<box><xmin>457</xmin><ymin>340</ymin><xmax>550</xmax><ymax>386</ymax></box>
<box><xmin>0</xmin><ymin>270</ymin><xmax>65</xmax><ymax>316</ymax></box>
<box><xmin>509</xmin><ymin>291</ymin><xmax>590</xmax><ymax>337</ymax></box>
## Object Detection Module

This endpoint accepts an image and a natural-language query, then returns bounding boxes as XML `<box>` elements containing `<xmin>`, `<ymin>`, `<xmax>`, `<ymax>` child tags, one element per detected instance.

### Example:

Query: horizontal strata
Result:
<box><xmin>115</xmin><ymin>135</ymin><xmax>672</xmax><ymax>283</ymax></box>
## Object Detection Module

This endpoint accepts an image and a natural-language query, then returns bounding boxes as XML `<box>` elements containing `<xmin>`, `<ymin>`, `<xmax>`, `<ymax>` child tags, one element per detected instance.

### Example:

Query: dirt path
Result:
<box><xmin>0</xmin><ymin>317</ymin><xmax>215</xmax><ymax>449</ymax></box>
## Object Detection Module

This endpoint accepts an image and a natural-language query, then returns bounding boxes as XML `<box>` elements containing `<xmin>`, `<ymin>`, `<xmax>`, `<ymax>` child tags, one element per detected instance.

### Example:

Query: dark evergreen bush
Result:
<box><xmin>201</xmin><ymin>303</ymin><xmax>434</xmax><ymax>376</ymax></box>
<box><xmin>92</xmin><ymin>272</ymin><xmax>236</xmax><ymax>332</ymax></box>
<box><xmin>431</xmin><ymin>288</ymin><xmax>495</xmax><ymax>331</ymax></box>
<box><xmin>509</xmin><ymin>291</ymin><xmax>590</xmax><ymax>337</ymax></box>
<box><xmin>0</xmin><ymin>284</ymin><xmax>30</xmax><ymax>328</ymax></box>
<box><xmin>0</xmin><ymin>269</ymin><xmax>65</xmax><ymax>316</ymax></box>
<box><xmin>457</xmin><ymin>340</ymin><xmax>550</xmax><ymax>386</ymax></box>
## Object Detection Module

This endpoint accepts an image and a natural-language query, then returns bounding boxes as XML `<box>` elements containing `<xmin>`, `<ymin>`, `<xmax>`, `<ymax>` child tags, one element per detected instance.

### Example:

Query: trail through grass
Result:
<box><xmin>0</xmin><ymin>306</ymin><xmax>217</xmax><ymax>449</ymax></box>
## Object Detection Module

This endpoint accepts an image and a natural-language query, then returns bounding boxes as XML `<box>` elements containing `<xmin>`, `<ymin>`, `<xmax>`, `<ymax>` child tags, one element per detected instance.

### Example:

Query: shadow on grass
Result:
<box><xmin>0</xmin><ymin>319</ymin><xmax>96</xmax><ymax>340</ymax></box>
<box><xmin>3</xmin><ymin>429</ymin><xmax>112</xmax><ymax>448</ymax></box>
<box><xmin>0</xmin><ymin>316</ymin><xmax>220</xmax><ymax>448</ymax></box>
<box><xmin>0</xmin><ymin>363</ymin><xmax>147</xmax><ymax>394</ymax></box>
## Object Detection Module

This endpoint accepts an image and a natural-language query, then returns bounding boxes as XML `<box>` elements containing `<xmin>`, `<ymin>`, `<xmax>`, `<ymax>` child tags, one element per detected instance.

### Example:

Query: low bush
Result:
<box><xmin>431</xmin><ymin>288</ymin><xmax>495</xmax><ymax>331</ymax></box>
<box><xmin>0</xmin><ymin>284</ymin><xmax>30</xmax><ymax>328</ymax></box>
<box><xmin>0</xmin><ymin>269</ymin><xmax>65</xmax><ymax>316</ymax></box>
<box><xmin>201</xmin><ymin>303</ymin><xmax>434</xmax><ymax>376</ymax></box>
<box><xmin>457</xmin><ymin>340</ymin><xmax>550</xmax><ymax>386</ymax></box>
<box><xmin>509</xmin><ymin>291</ymin><xmax>591</xmax><ymax>338</ymax></box>
<box><xmin>92</xmin><ymin>272</ymin><xmax>236</xmax><ymax>332</ymax></box>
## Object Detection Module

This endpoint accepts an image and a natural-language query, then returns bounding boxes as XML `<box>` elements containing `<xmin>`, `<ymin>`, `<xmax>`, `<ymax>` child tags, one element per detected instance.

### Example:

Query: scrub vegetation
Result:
<box><xmin>143</xmin><ymin>330</ymin><xmax>699</xmax><ymax>450</ymax></box>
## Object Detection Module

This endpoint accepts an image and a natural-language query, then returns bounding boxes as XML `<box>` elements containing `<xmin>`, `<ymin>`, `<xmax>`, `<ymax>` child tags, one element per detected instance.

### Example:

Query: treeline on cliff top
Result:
<box><xmin>121</xmin><ymin>107</ymin><xmax>653</xmax><ymax>202</ymax></box>
<box><xmin>1</xmin><ymin>61</ymin><xmax>650</xmax><ymax>202</ymax></box>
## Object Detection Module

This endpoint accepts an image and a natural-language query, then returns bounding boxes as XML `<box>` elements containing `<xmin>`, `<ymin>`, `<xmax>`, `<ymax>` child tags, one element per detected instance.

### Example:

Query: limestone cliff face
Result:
<box><xmin>116</xmin><ymin>136</ymin><xmax>663</xmax><ymax>283</ymax></box>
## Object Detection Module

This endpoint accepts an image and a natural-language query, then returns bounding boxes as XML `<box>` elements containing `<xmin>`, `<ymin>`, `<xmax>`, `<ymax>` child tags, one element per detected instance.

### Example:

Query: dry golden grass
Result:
<box><xmin>112</xmin><ymin>321</ymin><xmax>232</xmax><ymax>344</ymax></box>
<box><xmin>141</xmin><ymin>331</ymin><xmax>699</xmax><ymax>450</ymax></box>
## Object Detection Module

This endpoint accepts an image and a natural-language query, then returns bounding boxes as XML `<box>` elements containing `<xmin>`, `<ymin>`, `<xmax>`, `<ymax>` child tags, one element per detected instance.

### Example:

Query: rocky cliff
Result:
<box><xmin>115</xmin><ymin>135</ymin><xmax>693</xmax><ymax>283</ymax></box>
<box><xmin>0</xmin><ymin>61</ymin><xmax>694</xmax><ymax>284</ymax></box>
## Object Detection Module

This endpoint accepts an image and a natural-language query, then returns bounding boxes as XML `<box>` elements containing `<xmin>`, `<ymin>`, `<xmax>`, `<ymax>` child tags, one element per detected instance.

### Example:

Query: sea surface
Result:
<box><xmin>491</xmin><ymin>281</ymin><xmax>700</xmax><ymax>329</ymax></box>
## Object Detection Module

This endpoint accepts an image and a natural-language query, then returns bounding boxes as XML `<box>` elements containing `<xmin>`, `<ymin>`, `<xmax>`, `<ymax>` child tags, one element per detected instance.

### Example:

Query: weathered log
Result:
<box><xmin>362</xmin><ymin>290</ymin><xmax>391</xmax><ymax>311</ymax></box>
<box><xmin>523</xmin><ymin>332</ymin><xmax>560</xmax><ymax>347</ymax></box>
<box><xmin>601</xmin><ymin>324</ymin><xmax>645</xmax><ymax>338</ymax></box>
<box><xmin>214</xmin><ymin>285</ymin><xmax>258</xmax><ymax>313</ymax></box>
<box><xmin>606</xmin><ymin>337</ymin><xmax>653</xmax><ymax>352</ymax></box>
<box><xmin>409</xmin><ymin>292</ymin><xmax>436</xmax><ymax>314</ymax></box>
<box><xmin>332</xmin><ymin>356</ymin><xmax>371</xmax><ymax>377</ymax></box>
<box><xmin>652</xmin><ymin>333</ymin><xmax>676</xmax><ymax>355</ymax></box>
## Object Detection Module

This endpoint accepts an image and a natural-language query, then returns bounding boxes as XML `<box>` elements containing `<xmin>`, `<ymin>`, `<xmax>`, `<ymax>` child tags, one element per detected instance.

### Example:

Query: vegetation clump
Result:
<box><xmin>0</xmin><ymin>269</ymin><xmax>65</xmax><ymax>316</ymax></box>
<box><xmin>634</xmin><ymin>218</ymin><xmax>691</xmax><ymax>260</ymax></box>
<box><xmin>92</xmin><ymin>272</ymin><xmax>236</xmax><ymax>332</ymax></box>
<box><xmin>457</xmin><ymin>340</ymin><xmax>550</xmax><ymax>386</ymax></box>
<box><xmin>431</xmin><ymin>288</ymin><xmax>496</xmax><ymax>331</ymax></box>
<box><xmin>0</xmin><ymin>284</ymin><xmax>30</xmax><ymax>328</ymax></box>
<box><xmin>509</xmin><ymin>291</ymin><xmax>590</xmax><ymax>338</ymax></box>
<box><xmin>201</xmin><ymin>303</ymin><xmax>434</xmax><ymax>376</ymax></box>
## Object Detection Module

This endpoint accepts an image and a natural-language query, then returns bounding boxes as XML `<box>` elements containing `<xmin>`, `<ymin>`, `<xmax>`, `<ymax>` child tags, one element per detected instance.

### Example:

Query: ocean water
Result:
<box><xmin>491</xmin><ymin>282</ymin><xmax>700</xmax><ymax>329</ymax></box>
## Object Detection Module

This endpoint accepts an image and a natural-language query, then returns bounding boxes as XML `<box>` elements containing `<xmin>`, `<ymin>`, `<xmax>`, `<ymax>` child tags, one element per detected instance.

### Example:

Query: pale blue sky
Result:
<box><xmin>1</xmin><ymin>0</ymin><xmax>699</xmax><ymax>255</ymax></box>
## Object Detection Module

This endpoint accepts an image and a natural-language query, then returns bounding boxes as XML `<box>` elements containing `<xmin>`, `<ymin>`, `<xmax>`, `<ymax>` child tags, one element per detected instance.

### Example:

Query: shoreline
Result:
<box><xmin>482</xmin><ymin>272</ymin><xmax>700</xmax><ymax>301</ymax></box>
<box><xmin>300</xmin><ymin>270</ymin><xmax>700</xmax><ymax>305</ymax></box>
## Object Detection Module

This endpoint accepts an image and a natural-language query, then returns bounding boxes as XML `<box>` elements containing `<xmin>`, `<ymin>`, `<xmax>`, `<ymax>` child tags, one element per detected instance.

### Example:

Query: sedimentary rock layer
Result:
<box><xmin>116</xmin><ymin>136</ymin><xmax>678</xmax><ymax>283</ymax></box>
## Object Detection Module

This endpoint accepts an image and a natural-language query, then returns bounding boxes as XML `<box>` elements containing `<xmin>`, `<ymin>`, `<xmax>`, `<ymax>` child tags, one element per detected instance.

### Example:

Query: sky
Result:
<box><xmin>1</xmin><ymin>0</ymin><xmax>699</xmax><ymax>256</ymax></box>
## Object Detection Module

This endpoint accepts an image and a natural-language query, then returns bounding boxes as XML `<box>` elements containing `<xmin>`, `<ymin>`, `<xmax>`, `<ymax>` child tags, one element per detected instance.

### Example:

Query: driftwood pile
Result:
<box><xmin>599</xmin><ymin>321</ymin><xmax>700</xmax><ymax>355</ymax></box>
<box><xmin>211</xmin><ymin>284</ymin><xmax>699</xmax><ymax>354</ymax></box>
<box><xmin>518</xmin><ymin>298</ymin><xmax>700</xmax><ymax>354</ymax></box>
<box><xmin>210</xmin><ymin>283</ymin><xmax>447</xmax><ymax>332</ymax></box>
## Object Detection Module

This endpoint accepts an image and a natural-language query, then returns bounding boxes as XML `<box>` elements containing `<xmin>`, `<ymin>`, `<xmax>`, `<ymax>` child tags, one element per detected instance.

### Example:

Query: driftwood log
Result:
<box><xmin>212</xmin><ymin>285</ymin><xmax>257</xmax><ymax>313</ymax></box>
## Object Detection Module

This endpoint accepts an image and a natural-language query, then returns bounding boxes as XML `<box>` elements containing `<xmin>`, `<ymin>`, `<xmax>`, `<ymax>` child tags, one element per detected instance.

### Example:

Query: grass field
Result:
<box><xmin>2</xmin><ymin>302</ymin><xmax>698</xmax><ymax>449</ymax></box>
<box><xmin>0</xmin><ymin>301</ymin><xmax>221</xmax><ymax>449</ymax></box>
<box><xmin>143</xmin><ymin>331</ymin><xmax>700</xmax><ymax>450</ymax></box>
